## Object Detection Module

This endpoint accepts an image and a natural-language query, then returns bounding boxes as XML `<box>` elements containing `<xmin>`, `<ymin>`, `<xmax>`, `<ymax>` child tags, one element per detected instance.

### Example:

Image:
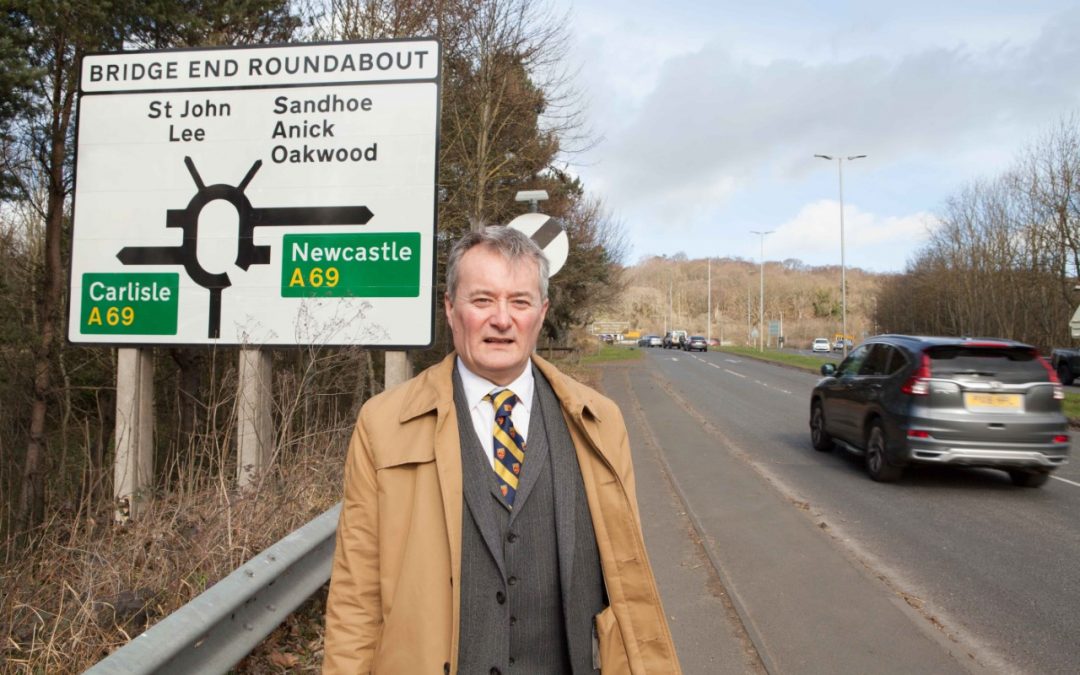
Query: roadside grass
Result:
<box><xmin>716</xmin><ymin>345</ymin><xmax>829</xmax><ymax>373</ymax></box>
<box><xmin>580</xmin><ymin>343</ymin><xmax>645</xmax><ymax>365</ymax></box>
<box><xmin>1064</xmin><ymin>393</ymin><xmax>1080</xmax><ymax>421</ymax></box>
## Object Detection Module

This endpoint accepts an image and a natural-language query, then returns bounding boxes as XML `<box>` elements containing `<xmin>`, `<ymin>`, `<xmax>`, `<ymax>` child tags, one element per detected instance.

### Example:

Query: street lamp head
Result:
<box><xmin>847</xmin><ymin>154</ymin><xmax>867</xmax><ymax>160</ymax></box>
<box><xmin>814</xmin><ymin>154</ymin><xmax>834</xmax><ymax>160</ymax></box>
<box><xmin>514</xmin><ymin>189</ymin><xmax>549</xmax><ymax>203</ymax></box>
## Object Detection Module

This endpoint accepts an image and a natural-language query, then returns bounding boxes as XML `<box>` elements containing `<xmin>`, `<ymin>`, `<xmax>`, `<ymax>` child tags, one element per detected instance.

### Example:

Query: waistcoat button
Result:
<box><xmin>496</xmin><ymin>590</ymin><xmax>506</xmax><ymax>604</ymax></box>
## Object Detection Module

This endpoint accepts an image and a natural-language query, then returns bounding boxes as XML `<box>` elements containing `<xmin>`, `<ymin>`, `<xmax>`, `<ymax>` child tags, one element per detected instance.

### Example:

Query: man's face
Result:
<box><xmin>445</xmin><ymin>245</ymin><xmax>549</xmax><ymax>386</ymax></box>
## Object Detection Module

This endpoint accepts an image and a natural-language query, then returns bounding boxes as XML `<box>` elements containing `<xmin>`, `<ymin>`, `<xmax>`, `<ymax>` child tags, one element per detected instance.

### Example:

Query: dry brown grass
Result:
<box><xmin>0</xmin><ymin>424</ymin><xmax>347</xmax><ymax>674</ymax></box>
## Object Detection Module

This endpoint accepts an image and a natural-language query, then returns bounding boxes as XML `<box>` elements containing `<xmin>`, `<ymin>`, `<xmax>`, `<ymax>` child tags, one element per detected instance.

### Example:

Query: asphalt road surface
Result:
<box><xmin>611</xmin><ymin>348</ymin><xmax>1080</xmax><ymax>674</ymax></box>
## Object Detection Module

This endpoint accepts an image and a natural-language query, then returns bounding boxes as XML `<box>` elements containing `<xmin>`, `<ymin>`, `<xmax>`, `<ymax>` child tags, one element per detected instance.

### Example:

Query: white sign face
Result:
<box><xmin>506</xmin><ymin>212</ymin><xmax>569</xmax><ymax>276</ymax></box>
<box><xmin>68</xmin><ymin>39</ymin><xmax>439</xmax><ymax>346</ymax></box>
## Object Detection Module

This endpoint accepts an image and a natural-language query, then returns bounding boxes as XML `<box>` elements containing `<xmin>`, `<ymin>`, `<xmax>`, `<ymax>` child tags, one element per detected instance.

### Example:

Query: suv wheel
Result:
<box><xmin>1057</xmin><ymin>364</ymin><xmax>1074</xmax><ymax>386</ymax></box>
<box><xmin>865</xmin><ymin>422</ymin><xmax>902</xmax><ymax>482</ymax></box>
<box><xmin>1008</xmin><ymin>469</ymin><xmax>1050</xmax><ymax>488</ymax></box>
<box><xmin>810</xmin><ymin>402</ymin><xmax>833</xmax><ymax>452</ymax></box>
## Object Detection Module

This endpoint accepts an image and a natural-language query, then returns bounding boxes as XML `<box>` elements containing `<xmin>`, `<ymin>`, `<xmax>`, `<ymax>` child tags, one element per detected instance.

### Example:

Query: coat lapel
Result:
<box><xmin>534</xmin><ymin>367</ymin><xmax>578</xmax><ymax>609</ymax></box>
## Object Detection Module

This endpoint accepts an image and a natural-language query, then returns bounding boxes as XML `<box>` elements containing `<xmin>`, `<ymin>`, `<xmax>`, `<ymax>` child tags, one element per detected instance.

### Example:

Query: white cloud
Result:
<box><xmin>772</xmin><ymin>201</ymin><xmax>939</xmax><ymax>272</ymax></box>
<box><xmin>571</xmin><ymin>8</ymin><xmax>1080</xmax><ymax>216</ymax></box>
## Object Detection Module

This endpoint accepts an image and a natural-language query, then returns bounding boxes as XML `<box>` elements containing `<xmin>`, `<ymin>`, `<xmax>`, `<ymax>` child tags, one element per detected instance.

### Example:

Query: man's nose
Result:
<box><xmin>488</xmin><ymin>299</ymin><xmax>512</xmax><ymax>328</ymax></box>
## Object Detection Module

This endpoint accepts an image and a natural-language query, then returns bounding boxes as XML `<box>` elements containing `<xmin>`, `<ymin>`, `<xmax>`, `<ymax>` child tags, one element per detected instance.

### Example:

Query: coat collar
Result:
<box><xmin>398</xmin><ymin>352</ymin><xmax>605</xmax><ymax>426</ymax></box>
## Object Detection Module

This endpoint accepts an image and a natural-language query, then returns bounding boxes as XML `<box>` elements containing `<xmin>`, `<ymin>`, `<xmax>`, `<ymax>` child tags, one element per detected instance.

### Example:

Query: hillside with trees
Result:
<box><xmin>603</xmin><ymin>254</ymin><xmax>886</xmax><ymax>348</ymax></box>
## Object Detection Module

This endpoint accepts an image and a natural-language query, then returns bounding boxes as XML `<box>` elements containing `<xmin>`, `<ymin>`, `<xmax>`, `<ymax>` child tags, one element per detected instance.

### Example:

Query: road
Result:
<box><xmin>608</xmin><ymin>348</ymin><xmax>1080</xmax><ymax>674</ymax></box>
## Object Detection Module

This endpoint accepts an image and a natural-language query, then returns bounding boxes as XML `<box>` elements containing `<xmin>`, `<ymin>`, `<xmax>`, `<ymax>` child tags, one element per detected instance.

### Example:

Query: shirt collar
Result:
<box><xmin>456</xmin><ymin>357</ymin><xmax>534</xmax><ymax>411</ymax></box>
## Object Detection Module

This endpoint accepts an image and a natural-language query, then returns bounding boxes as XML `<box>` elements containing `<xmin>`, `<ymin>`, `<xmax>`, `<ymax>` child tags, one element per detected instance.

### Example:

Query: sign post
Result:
<box><xmin>70</xmin><ymin>40</ymin><xmax>441</xmax><ymax>510</ymax></box>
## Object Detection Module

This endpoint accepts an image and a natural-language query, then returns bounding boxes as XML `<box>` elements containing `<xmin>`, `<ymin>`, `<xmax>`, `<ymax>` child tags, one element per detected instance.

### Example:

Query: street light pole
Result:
<box><xmin>814</xmin><ymin>154</ymin><xmax>866</xmax><ymax>357</ymax></box>
<box><xmin>750</xmin><ymin>230</ymin><xmax>773</xmax><ymax>351</ymax></box>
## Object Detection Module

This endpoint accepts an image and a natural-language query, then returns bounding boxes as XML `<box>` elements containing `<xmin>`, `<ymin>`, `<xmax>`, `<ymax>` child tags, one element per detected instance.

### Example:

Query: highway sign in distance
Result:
<box><xmin>506</xmin><ymin>212</ymin><xmax>569</xmax><ymax>277</ymax></box>
<box><xmin>68</xmin><ymin>39</ymin><xmax>440</xmax><ymax>347</ymax></box>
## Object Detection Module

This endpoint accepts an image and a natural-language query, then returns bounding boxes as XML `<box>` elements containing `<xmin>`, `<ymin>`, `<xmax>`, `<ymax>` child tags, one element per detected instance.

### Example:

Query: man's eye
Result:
<box><xmin>473</xmin><ymin>297</ymin><xmax>493</xmax><ymax>306</ymax></box>
<box><xmin>512</xmin><ymin>300</ymin><xmax>532</xmax><ymax>309</ymax></box>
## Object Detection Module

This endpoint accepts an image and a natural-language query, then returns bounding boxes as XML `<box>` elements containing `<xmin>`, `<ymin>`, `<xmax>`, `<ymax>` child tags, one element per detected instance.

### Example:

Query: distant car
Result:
<box><xmin>812</xmin><ymin>338</ymin><xmax>831</xmax><ymax>353</ymax></box>
<box><xmin>683</xmin><ymin>335</ymin><xmax>708</xmax><ymax>352</ymax></box>
<box><xmin>708</xmin><ymin>338</ymin><xmax>720</xmax><ymax>347</ymax></box>
<box><xmin>809</xmin><ymin>334</ymin><xmax>1069</xmax><ymax>486</ymax></box>
<box><xmin>833</xmin><ymin>338</ymin><xmax>853</xmax><ymax>352</ymax></box>
<box><xmin>648</xmin><ymin>335</ymin><xmax>662</xmax><ymax>347</ymax></box>
<box><xmin>663</xmin><ymin>330</ymin><xmax>687</xmax><ymax>349</ymax></box>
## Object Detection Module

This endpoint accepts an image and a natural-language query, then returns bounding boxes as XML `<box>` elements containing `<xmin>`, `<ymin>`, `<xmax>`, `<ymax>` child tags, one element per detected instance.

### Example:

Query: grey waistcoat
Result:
<box><xmin>453</xmin><ymin>366</ymin><xmax>605</xmax><ymax>674</ymax></box>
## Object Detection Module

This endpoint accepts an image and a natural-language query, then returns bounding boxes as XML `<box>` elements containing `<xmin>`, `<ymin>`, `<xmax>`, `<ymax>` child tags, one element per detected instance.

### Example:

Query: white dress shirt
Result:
<box><xmin>456</xmin><ymin>358</ymin><xmax>534</xmax><ymax>469</ymax></box>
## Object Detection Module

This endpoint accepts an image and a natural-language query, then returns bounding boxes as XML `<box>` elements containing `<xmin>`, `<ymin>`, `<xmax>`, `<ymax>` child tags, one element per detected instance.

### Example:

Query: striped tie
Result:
<box><xmin>485</xmin><ymin>389</ymin><xmax>525</xmax><ymax>507</ymax></box>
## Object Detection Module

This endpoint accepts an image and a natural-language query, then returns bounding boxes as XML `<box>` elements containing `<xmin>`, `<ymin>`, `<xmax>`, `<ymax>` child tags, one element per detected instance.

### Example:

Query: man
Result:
<box><xmin>323</xmin><ymin>226</ymin><xmax>679</xmax><ymax>674</ymax></box>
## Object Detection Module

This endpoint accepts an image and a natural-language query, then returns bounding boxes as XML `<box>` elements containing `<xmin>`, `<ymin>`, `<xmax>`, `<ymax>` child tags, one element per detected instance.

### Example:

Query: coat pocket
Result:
<box><xmin>594</xmin><ymin>606</ymin><xmax>630</xmax><ymax>675</ymax></box>
<box><xmin>372</xmin><ymin>444</ymin><xmax>435</xmax><ymax>470</ymax></box>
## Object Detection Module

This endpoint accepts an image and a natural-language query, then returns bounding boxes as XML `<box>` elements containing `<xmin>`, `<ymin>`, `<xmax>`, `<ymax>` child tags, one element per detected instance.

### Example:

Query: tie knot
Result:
<box><xmin>486</xmin><ymin>388</ymin><xmax>517</xmax><ymax>419</ymax></box>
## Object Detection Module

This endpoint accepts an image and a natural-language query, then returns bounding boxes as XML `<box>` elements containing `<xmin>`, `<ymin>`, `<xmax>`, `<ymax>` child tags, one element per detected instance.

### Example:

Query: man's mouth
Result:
<box><xmin>484</xmin><ymin>337</ymin><xmax>515</xmax><ymax>344</ymax></box>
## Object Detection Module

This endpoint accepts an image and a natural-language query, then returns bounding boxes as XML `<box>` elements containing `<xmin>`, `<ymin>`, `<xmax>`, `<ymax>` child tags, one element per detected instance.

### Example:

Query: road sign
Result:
<box><xmin>506</xmin><ymin>212</ymin><xmax>569</xmax><ymax>276</ymax></box>
<box><xmin>68</xmin><ymin>39</ymin><xmax>439</xmax><ymax>347</ymax></box>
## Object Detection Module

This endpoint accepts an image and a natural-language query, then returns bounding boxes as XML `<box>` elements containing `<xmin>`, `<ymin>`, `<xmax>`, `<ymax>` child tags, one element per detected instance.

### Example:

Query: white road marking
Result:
<box><xmin>709</xmin><ymin>362</ymin><xmax>721</xmax><ymax>369</ymax></box>
<box><xmin>725</xmin><ymin>358</ymin><xmax>740</xmax><ymax>363</ymax></box>
<box><xmin>725</xmin><ymin>369</ymin><xmax>746</xmax><ymax>378</ymax></box>
<box><xmin>1051</xmin><ymin>475</ymin><xmax>1080</xmax><ymax>488</ymax></box>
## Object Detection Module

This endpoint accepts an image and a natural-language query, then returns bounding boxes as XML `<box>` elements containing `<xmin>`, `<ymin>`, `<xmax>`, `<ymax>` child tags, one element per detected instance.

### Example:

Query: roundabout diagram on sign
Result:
<box><xmin>117</xmin><ymin>156</ymin><xmax>373</xmax><ymax>338</ymax></box>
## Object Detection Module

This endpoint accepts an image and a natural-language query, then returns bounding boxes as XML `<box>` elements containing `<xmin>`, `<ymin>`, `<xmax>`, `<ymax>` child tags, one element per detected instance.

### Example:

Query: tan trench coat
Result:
<box><xmin>323</xmin><ymin>353</ymin><xmax>680</xmax><ymax>674</ymax></box>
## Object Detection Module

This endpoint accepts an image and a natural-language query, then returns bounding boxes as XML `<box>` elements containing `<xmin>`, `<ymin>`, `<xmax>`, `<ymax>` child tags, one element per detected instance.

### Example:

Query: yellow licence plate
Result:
<box><xmin>964</xmin><ymin>393</ymin><xmax>1022</xmax><ymax>411</ymax></box>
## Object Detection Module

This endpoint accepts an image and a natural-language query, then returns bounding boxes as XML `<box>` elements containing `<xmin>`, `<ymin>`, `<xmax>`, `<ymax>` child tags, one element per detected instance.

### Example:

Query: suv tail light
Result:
<box><xmin>1036</xmin><ymin>353</ymin><xmax>1065</xmax><ymax>401</ymax></box>
<box><xmin>901</xmin><ymin>353</ymin><xmax>932</xmax><ymax>395</ymax></box>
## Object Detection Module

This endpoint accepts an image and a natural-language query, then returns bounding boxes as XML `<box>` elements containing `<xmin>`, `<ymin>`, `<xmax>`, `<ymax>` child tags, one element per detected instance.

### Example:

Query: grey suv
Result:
<box><xmin>809</xmin><ymin>335</ymin><xmax>1069</xmax><ymax>486</ymax></box>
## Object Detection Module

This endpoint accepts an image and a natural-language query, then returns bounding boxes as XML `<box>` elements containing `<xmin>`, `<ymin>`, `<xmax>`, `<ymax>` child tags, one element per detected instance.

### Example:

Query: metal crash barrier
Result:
<box><xmin>86</xmin><ymin>503</ymin><xmax>341</xmax><ymax>674</ymax></box>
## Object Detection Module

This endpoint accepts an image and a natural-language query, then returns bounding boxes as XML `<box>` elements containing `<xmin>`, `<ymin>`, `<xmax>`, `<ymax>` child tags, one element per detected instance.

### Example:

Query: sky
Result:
<box><xmin>551</xmin><ymin>0</ymin><xmax>1080</xmax><ymax>272</ymax></box>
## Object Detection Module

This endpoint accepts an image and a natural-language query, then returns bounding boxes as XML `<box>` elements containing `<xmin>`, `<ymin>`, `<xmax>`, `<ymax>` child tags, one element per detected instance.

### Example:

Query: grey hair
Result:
<box><xmin>446</xmin><ymin>226</ymin><xmax>550</xmax><ymax>302</ymax></box>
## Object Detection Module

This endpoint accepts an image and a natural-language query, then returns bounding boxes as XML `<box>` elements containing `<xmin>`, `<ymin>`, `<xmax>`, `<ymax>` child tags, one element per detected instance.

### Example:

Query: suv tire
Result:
<box><xmin>1008</xmin><ymin>469</ymin><xmax>1050</xmax><ymax>488</ymax></box>
<box><xmin>810</xmin><ymin>402</ymin><xmax>833</xmax><ymax>452</ymax></box>
<box><xmin>865</xmin><ymin>422</ymin><xmax>902</xmax><ymax>482</ymax></box>
<box><xmin>1057</xmin><ymin>364</ymin><xmax>1074</xmax><ymax>386</ymax></box>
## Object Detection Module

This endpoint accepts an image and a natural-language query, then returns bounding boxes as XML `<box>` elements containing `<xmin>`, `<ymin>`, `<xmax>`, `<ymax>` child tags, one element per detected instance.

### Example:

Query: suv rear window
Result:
<box><xmin>926</xmin><ymin>345</ymin><xmax>1047</xmax><ymax>382</ymax></box>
